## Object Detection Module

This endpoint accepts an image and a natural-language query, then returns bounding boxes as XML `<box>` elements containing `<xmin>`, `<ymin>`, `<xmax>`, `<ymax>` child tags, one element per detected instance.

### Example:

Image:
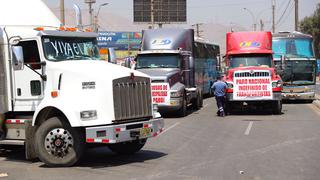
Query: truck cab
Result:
<box><xmin>224</xmin><ymin>31</ymin><xmax>283</xmax><ymax>114</ymax></box>
<box><xmin>0</xmin><ymin>0</ymin><xmax>164</xmax><ymax>167</ymax></box>
<box><xmin>135</xmin><ymin>28</ymin><xmax>219</xmax><ymax>117</ymax></box>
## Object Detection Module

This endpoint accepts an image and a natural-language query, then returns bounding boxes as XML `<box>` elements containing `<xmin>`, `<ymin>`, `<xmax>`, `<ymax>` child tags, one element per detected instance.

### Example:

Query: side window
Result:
<box><xmin>17</xmin><ymin>40</ymin><xmax>41</xmax><ymax>69</ymax></box>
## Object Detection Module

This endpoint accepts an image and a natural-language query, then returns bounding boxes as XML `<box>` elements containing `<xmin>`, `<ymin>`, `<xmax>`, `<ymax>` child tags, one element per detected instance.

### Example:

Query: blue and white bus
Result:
<box><xmin>273</xmin><ymin>31</ymin><xmax>317</xmax><ymax>102</ymax></box>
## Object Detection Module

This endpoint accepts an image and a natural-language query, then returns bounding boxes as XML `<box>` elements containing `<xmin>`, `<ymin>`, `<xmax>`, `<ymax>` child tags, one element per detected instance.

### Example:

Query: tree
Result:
<box><xmin>300</xmin><ymin>3</ymin><xmax>320</xmax><ymax>58</ymax></box>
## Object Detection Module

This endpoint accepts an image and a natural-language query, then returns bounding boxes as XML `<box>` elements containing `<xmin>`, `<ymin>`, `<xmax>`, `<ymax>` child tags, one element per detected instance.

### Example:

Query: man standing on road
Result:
<box><xmin>211</xmin><ymin>76</ymin><xmax>227</xmax><ymax>117</ymax></box>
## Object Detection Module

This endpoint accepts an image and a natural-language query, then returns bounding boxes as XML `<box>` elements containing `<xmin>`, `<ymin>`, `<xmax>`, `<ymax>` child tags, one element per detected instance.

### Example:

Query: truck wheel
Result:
<box><xmin>35</xmin><ymin>117</ymin><xmax>85</xmax><ymax>167</ymax></box>
<box><xmin>108</xmin><ymin>139</ymin><xmax>147</xmax><ymax>155</ymax></box>
<box><xmin>199</xmin><ymin>93</ymin><xmax>203</xmax><ymax>107</ymax></box>
<box><xmin>178</xmin><ymin>96</ymin><xmax>187</xmax><ymax>117</ymax></box>
<box><xmin>272</xmin><ymin>100</ymin><xmax>282</xmax><ymax>115</ymax></box>
<box><xmin>192</xmin><ymin>92</ymin><xmax>202</xmax><ymax>110</ymax></box>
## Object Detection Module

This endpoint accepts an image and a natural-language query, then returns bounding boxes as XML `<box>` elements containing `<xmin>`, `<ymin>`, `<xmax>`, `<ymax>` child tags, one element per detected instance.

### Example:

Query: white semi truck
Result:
<box><xmin>0</xmin><ymin>0</ymin><xmax>164</xmax><ymax>167</ymax></box>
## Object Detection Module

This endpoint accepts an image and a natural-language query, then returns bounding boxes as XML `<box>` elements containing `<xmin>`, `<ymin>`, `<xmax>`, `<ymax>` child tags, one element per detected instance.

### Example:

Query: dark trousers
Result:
<box><xmin>215</xmin><ymin>96</ymin><xmax>225</xmax><ymax>115</ymax></box>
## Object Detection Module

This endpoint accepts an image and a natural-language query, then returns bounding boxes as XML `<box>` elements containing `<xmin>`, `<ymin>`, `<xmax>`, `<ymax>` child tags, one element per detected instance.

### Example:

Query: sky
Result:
<box><xmin>43</xmin><ymin>0</ymin><xmax>319</xmax><ymax>32</ymax></box>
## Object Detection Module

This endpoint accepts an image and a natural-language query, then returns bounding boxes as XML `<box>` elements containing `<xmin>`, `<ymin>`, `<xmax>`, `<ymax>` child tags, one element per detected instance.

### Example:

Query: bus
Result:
<box><xmin>273</xmin><ymin>31</ymin><xmax>317</xmax><ymax>102</ymax></box>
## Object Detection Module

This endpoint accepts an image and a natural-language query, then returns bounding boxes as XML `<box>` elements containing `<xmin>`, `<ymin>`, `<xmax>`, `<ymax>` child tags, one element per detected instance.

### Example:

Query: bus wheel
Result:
<box><xmin>35</xmin><ymin>117</ymin><xmax>85</xmax><ymax>167</ymax></box>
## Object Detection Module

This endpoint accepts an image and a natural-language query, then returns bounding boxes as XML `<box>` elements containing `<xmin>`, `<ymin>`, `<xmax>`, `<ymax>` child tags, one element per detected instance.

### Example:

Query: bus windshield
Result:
<box><xmin>42</xmin><ymin>36</ymin><xmax>100</xmax><ymax>61</ymax></box>
<box><xmin>229</xmin><ymin>54</ymin><xmax>272</xmax><ymax>68</ymax></box>
<box><xmin>273</xmin><ymin>38</ymin><xmax>314</xmax><ymax>58</ymax></box>
<box><xmin>276</xmin><ymin>60</ymin><xmax>316</xmax><ymax>85</ymax></box>
<box><xmin>136</xmin><ymin>54</ymin><xmax>181</xmax><ymax>69</ymax></box>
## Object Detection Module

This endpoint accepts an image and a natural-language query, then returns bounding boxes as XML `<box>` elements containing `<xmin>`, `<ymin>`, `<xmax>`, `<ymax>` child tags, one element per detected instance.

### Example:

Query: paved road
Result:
<box><xmin>1</xmin><ymin>99</ymin><xmax>320</xmax><ymax>180</ymax></box>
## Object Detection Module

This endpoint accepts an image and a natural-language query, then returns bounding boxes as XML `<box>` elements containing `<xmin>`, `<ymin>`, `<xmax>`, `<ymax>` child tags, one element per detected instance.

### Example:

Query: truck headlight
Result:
<box><xmin>80</xmin><ymin>110</ymin><xmax>97</xmax><ymax>120</ymax></box>
<box><xmin>227</xmin><ymin>82</ymin><xmax>233</xmax><ymax>89</ymax></box>
<box><xmin>272</xmin><ymin>80</ymin><xmax>283</xmax><ymax>88</ymax></box>
<box><xmin>171</xmin><ymin>91</ymin><xmax>183</xmax><ymax>98</ymax></box>
<box><xmin>153</xmin><ymin>104</ymin><xmax>159</xmax><ymax>112</ymax></box>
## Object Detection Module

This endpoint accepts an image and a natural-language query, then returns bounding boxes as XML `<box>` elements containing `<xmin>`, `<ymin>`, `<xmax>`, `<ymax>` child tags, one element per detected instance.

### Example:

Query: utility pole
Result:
<box><xmin>60</xmin><ymin>0</ymin><xmax>65</xmax><ymax>25</ymax></box>
<box><xmin>192</xmin><ymin>23</ymin><xmax>203</xmax><ymax>37</ymax></box>
<box><xmin>294</xmin><ymin>0</ymin><xmax>299</xmax><ymax>31</ymax></box>
<box><xmin>272</xmin><ymin>0</ymin><xmax>275</xmax><ymax>33</ymax></box>
<box><xmin>260</xmin><ymin>19</ymin><xmax>264</xmax><ymax>31</ymax></box>
<box><xmin>85</xmin><ymin>0</ymin><xmax>96</xmax><ymax>30</ymax></box>
<box><xmin>151</xmin><ymin>0</ymin><xmax>155</xmax><ymax>29</ymax></box>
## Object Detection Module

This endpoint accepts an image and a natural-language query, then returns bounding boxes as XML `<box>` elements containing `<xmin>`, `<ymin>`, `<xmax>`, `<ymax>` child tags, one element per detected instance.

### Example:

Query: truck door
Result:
<box><xmin>182</xmin><ymin>55</ymin><xmax>191</xmax><ymax>88</ymax></box>
<box><xmin>13</xmin><ymin>40</ymin><xmax>43</xmax><ymax>111</ymax></box>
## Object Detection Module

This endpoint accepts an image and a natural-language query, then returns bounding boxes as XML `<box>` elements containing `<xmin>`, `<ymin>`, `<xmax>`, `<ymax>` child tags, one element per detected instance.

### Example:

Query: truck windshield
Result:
<box><xmin>42</xmin><ymin>36</ymin><xmax>100</xmax><ymax>61</ymax></box>
<box><xmin>275</xmin><ymin>60</ymin><xmax>316</xmax><ymax>85</ymax></box>
<box><xmin>136</xmin><ymin>54</ymin><xmax>180</xmax><ymax>69</ymax></box>
<box><xmin>273</xmin><ymin>38</ymin><xmax>314</xmax><ymax>58</ymax></box>
<box><xmin>229</xmin><ymin>54</ymin><xmax>272</xmax><ymax>68</ymax></box>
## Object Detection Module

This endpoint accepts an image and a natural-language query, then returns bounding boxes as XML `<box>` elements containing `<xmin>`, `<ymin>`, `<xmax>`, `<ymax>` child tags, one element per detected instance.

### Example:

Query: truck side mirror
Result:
<box><xmin>124</xmin><ymin>58</ymin><xmax>131</xmax><ymax>68</ymax></box>
<box><xmin>12</xmin><ymin>46</ymin><xmax>24</xmax><ymax>70</ymax></box>
<box><xmin>280</xmin><ymin>55</ymin><xmax>285</xmax><ymax>70</ymax></box>
<box><xmin>223</xmin><ymin>66</ymin><xmax>229</xmax><ymax>73</ymax></box>
<box><xmin>189</xmin><ymin>56</ymin><xmax>194</xmax><ymax>69</ymax></box>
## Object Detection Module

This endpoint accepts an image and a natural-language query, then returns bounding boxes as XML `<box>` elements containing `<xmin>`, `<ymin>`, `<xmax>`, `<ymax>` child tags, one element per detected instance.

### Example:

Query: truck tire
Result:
<box><xmin>35</xmin><ymin>117</ymin><xmax>85</xmax><ymax>167</ymax></box>
<box><xmin>108</xmin><ymin>139</ymin><xmax>147</xmax><ymax>155</ymax></box>
<box><xmin>225</xmin><ymin>101</ymin><xmax>231</xmax><ymax>115</ymax></box>
<box><xmin>192</xmin><ymin>92</ymin><xmax>203</xmax><ymax>110</ymax></box>
<box><xmin>178</xmin><ymin>96</ymin><xmax>187</xmax><ymax>117</ymax></box>
<box><xmin>272</xmin><ymin>100</ymin><xmax>282</xmax><ymax>115</ymax></box>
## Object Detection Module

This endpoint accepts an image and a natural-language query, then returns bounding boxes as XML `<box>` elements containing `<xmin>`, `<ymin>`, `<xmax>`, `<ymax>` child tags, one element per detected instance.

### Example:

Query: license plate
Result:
<box><xmin>140</xmin><ymin>127</ymin><xmax>152</xmax><ymax>137</ymax></box>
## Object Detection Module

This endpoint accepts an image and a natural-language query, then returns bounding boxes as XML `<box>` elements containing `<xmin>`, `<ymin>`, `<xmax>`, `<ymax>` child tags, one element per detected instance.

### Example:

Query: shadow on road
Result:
<box><xmin>0</xmin><ymin>145</ymin><xmax>167</xmax><ymax>168</ymax></box>
<box><xmin>0</xmin><ymin>146</ymin><xmax>34</xmax><ymax>164</ymax></box>
<box><xmin>160</xmin><ymin>106</ymin><xmax>200</xmax><ymax>119</ymax></box>
<box><xmin>76</xmin><ymin>146</ymin><xmax>167</xmax><ymax>168</ymax></box>
<box><xmin>227</xmin><ymin>109</ymin><xmax>284</xmax><ymax>116</ymax></box>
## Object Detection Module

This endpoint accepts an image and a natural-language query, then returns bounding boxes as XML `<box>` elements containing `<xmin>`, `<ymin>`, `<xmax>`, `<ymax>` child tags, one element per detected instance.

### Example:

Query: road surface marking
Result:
<box><xmin>159</xmin><ymin>122</ymin><xmax>180</xmax><ymax>136</ymax></box>
<box><xmin>244</xmin><ymin>121</ymin><xmax>253</xmax><ymax>135</ymax></box>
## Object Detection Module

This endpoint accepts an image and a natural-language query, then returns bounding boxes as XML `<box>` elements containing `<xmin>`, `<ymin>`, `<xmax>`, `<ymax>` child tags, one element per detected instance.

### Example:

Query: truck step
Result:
<box><xmin>0</xmin><ymin>139</ymin><xmax>25</xmax><ymax>146</ymax></box>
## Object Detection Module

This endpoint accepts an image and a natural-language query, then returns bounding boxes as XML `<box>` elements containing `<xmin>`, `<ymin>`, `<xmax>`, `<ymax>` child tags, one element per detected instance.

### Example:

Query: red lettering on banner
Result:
<box><xmin>163</xmin><ymin>85</ymin><xmax>167</xmax><ymax>90</ymax></box>
<box><xmin>152</xmin><ymin>85</ymin><xmax>163</xmax><ymax>90</ymax></box>
<box><xmin>152</xmin><ymin>91</ymin><xmax>168</xmax><ymax>96</ymax></box>
<box><xmin>153</xmin><ymin>97</ymin><xmax>165</xmax><ymax>103</ymax></box>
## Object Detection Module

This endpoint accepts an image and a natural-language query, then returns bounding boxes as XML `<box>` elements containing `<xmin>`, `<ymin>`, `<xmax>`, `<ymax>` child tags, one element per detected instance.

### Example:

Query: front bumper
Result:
<box><xmin>85</xmin><ymin>118</ymin><xmax>164</xmax><ymax>144</ymax></box>
<box><xmin>282</xmin><ymin>92</ymin><xmax>315</xmax><ymax>100</ymax></box>
<box><xmin>158</xmin><ymin>97</ymin><xmax>183</xmax><ymax>112</ymax></box>
<box><xmin>226</xmin><ymin>92</ymin><xmax>282</xmax><ymax>101</ymax></box>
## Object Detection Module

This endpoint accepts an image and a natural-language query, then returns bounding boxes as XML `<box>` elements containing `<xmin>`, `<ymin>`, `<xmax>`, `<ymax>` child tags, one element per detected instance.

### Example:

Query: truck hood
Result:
<box><xmin>137</xmin><ymin>68</ymin><xmax>180</xmax><ymax>81</ymax></box>
<box><xmin>41</xmin><ymin>60</ymin><xmax>151</xmax><ymax>127</ymax></box>
<box><xmin>47</xmin><ymin>60</ymin><xmax>148</xmax><ymax>80</ymax></box>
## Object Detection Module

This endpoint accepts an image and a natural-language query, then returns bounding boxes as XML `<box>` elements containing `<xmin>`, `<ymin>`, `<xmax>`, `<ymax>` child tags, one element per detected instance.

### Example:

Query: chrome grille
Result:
<box><xmin>113</xmin><ymin>76</ymin><xmax>152</xmax><ymax>122</ymax></box>
<box><xmin>234</xmin><ymin>71</ymin><xmax>270</xmax><ymax>77</ymax></box>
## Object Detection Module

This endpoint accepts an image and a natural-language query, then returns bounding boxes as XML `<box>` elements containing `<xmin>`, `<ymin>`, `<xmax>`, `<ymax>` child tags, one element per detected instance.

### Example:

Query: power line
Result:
<box><xmin>189</xmin><ymin>0</ymin><xmax>266</xmax><ymax>9</ymax></box>
<box><xmin>277</xmin><ymin>3</ymin><xmax>294</xmax><ymax>28</ymax></box>
<box><xmin>275</xmin><ymin>0</ymin><xmax>291</xmax><ymax>25</ymax></box>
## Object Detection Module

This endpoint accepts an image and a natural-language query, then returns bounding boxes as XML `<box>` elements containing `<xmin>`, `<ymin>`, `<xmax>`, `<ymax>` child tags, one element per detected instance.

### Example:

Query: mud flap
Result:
<box><xmin>25</xmin><ymin>120</ymin><xmax>37</xmax><ymax>160</ymax></box>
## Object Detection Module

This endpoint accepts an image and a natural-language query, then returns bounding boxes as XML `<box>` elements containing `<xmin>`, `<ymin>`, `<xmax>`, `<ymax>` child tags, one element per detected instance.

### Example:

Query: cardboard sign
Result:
<box><xmin>233</xmin><ymin>76</ymin><xmax>273</xmax><ymax>100</ymax></box>
<box><xmin>151</xmin><ymin>83</ymin><xmax>170</xmax><ymax>105</ymax></box>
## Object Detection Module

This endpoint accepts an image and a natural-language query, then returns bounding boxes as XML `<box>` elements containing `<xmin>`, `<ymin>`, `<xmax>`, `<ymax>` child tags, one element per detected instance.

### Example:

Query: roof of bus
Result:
<box><xmin>272</xmin><ymin>31</ymin><xmax>313</xmax><ymax>39</ymax></box>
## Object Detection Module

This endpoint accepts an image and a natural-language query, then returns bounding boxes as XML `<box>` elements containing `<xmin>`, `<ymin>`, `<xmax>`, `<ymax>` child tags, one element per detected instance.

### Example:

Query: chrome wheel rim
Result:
<box><xmin>44</xmin><ymin>128</ymin><xmax>74</xmax><ymax>158</ymax></box>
